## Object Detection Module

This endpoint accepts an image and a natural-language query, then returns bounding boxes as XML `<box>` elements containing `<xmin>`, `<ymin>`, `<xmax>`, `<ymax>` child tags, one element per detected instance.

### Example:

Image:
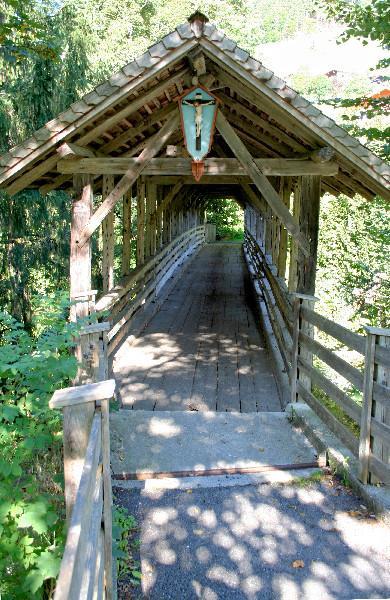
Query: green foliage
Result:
<box><xmin>0</xmin><ymin>0</ymin><xmax>60</xmax><ymax>65</ymax></box>
<box><xmin>206</xmin><ymin>199</ymin><xmax>244</xmax><ymax>240</ymax></box>
<box><xmin>0</xmin><ymin>298</ymin><xmax>78</xmax><ymax>599</ymax></box>
<box><xmin>317</xmin><ymin>194</ymin><xmax>390</xmax><ymax>328</ymax></box>
<box><xmin>112</xmin><ymin>506</ymin><xmax>141</xmax><ymax>585</ymax></box>
<box><xmin>320</xmin><ymin>0</ymin><xmax>390</xmax><ymax>155</ymax></box>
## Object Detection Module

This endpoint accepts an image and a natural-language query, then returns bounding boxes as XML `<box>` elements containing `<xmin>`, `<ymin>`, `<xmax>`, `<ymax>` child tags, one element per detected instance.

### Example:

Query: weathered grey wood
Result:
<box><xmin>102</xmin><ymin>175</ymin><xmax>115</xmax><ymax>293</ymax></box>
<box><xmin>79</xmin><ymin>474</ymin><xmax>103</xmax><ymax>600</ymax></box>
<box><xmin>310</xmin><ymin>147</ymin><xmax>335</xmax><ymax>163</ymax></box>
<box><xmin>77</xmin><ymin>112</ymin><xmax>180</xmax><ymax>247</ymax></box>
<box><xmin>371</xmin><ymin>332</ymin><xmax>390</xmax><ymax>484</ymax></box>
<box><xmin>298</xmin><ymin>355</ymin><xmax>361</xmax><ymax>424</ymax></box>
<box><xmin>301</xmin><ymin>307</ymin><xmax>366</xmax><ymax>355</ymax></box>
<box><xmin>296</xmin><ymin>176</ymin><xmax>321</xmax><ymax>295</ymax></box>
<box><xmin>300</xmin><ymin>331</ymin><xmax>363</xmax><ymax>390</ymax></box>
<box><xmin>136</xmin><ymin>178</ymin><xmax>145</xmax><ymax>266</ymax></box>
<box><xmin>288</xmin><ymin>180</ymin><xmax>301</xmax><ymax>292</ymax></box>
<box><xmin>101</xmin><ymin>398</ymin><xmax>114</xmax><ymax>599</ymax></box>
<box><xmin>50</xmin><ymin>379</ymin><xmax>116</xmax><ymax>409</ymax></box>
<box><xmin>368</xmin><ymin>455</ymin><xmax>390</xmax><ymax>484</ymax></box>
<box><xmin>146</xmin><ymin>180</ymin><xmax>157</xmax><ymax>257</ymax></box>
<box><xmin>216</xmin><ymin>111</ymin><xmax>310</xmax><ymax>256</ymax></box>
<box><xmin>57</xmin><ymin>142</ymin><xmax>98</xmax><ymax>159</ymax></box>
<box><xmin>121</xmin><ymin>188</ymin><xmax>132</xmax><ymax>277</ymax></box>
<box><xmin>66</xmin><ymin>174</ymin><xmax>95</xmax><ymax>520</ymax></box>
<box><xmin>57</xmin><ymin>157</ymin><xmax>339</xmax><ymax>176</ymax></box>
<box><xmin>290</xmin><ymin>297</ymin><xmax>301</xmax><ymax>403</ymax></box>
<box><xmin>277</xmin><ymin>177</ymin><xmax>291</xmax><ymax>279</ymax></box>
<box><xmin>297</xmin><ymin>382</ymin><xmax>359</xmax><ymax>455</ymax></box>
<box><xmin>53</xmin><ymin>415</ymin><xmax>102</xmax><ymax>600</ymax></box>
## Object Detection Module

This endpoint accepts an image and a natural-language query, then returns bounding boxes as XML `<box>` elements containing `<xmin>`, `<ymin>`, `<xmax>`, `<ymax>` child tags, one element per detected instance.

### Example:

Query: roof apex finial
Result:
<box><xmin>188</xmin><ymin>11</ymin><xmax>209</xmax><ymax>38</ymax></box>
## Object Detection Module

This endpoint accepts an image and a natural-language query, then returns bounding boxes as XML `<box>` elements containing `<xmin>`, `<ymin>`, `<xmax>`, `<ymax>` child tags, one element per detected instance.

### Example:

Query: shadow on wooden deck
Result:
<box><xmin>112</xmin><ymin>243</ymin><xmax>281</xmax><ymax>412</ymax></box>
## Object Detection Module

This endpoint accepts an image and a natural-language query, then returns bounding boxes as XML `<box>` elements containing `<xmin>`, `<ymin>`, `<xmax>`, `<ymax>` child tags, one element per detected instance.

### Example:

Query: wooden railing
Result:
<box><xmin>95</xmin><ymin>225</ymin><xmax>206</xmax><ymax>355</ymax></box>
<box><xmin>244</xmin><ymin>228</ymin><xmax>390</xmax><ymax>485</ymax></box>
<box><xmin>49</xmin><ymin>379</ymin><xmax>116</xmax><ymax>600</ymax></box>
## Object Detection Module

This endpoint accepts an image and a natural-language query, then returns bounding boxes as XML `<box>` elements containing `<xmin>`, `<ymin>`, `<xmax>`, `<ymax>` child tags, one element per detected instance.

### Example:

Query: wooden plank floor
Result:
<box><xmin>113</xmin><ymin>243</ymin><xmax>281</xmax><ymax>412</ymax></box>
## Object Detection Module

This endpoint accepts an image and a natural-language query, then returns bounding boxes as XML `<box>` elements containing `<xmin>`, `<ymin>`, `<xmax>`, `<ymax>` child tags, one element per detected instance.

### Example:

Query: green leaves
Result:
<box><xmin>0</xmin><ymin>306</ymin><xmax>79</xmax><ymax>598</ymax></box>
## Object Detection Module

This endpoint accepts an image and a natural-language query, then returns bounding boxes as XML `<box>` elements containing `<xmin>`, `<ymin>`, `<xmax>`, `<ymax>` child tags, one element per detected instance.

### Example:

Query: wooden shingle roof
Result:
<box><xmin>1</xmin><ymin>14</ymin><xmax>389</xmax><ymax>200</ymax></box>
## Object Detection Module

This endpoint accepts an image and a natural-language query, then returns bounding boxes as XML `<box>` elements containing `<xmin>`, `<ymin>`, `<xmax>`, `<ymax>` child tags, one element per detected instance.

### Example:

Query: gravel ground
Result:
<box><xmin>114</xmin><ymin>473</ymin><xmax>390</xmax><ymax>600</ymax></box>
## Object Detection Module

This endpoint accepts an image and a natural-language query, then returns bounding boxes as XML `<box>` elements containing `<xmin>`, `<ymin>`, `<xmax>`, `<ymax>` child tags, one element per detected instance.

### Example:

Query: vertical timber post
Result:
<box><xmin>101</xmin><ymin>175</ymin><xmax>115</xmax><ymax>293</ymax></box>
<box><xmin>121</xmin><ymin>187</ymin><xmax>132</xmax><ymax>277</ymax></box>
<box><xmin>277</xmin><ymin>177</ymin><xmax>291</xmax><ymax>280</ymax></box>
<box><xmin>297</xmin><ymin>175</ymin><xmax>321</xmax><ymax>295</ymax></box>
<box><xmin>66</xmin><ymin>173</ymin><xmax>95</xmax><ymax>521</ymax></box>
<box><xmin>136</xmin><ymin>177</ymin><xmax>145</xmax><ymax>266</ymax></box>
<box><xmin>359</xmin><ymin>327</ymin><xmax>390</xmax><ymax>483</ymax></box>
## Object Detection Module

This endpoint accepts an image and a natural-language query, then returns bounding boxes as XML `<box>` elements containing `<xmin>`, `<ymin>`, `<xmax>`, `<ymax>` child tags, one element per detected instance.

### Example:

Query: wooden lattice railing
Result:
<box><xmin>48</xmin><ymin>225</ymin><xmax>207</xmax><ymax>598</ymax></box>
<box><xmin>49</xmin><ymin>380</ymin><xmax>116</xmax><ymax>600</ymax></box>
<box><xmin>95</xmin><ymin>224</ymin><xmax>206</xmax><ymax>355</ymax></box>
<box><xmin>244</xmin><ymin>228</ymin><xmax>390</xmax><ymax>485</ymax></box>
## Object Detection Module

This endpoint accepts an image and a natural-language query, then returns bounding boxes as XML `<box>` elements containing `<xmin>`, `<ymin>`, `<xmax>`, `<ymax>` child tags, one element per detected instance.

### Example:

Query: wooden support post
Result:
<box><xmin>288</xmin><ymin>180</ymin><xmax>301</xmax><ymax>292</ymax></box>
<box><xmin>156</xmin><ymin>186</ymin><xmax>163</xmax><ymax>251</ymax></box>
<box><xmin>278</xmin><ymin>178</ymin><xmax>292</xmax><ymax>279</ymax></box>
<box><xmin>291</xmin><ymin>293</ymin><xmax>318</xmax><ymax>402</ymax></box>
<box><xmin>136</xmin><ymin>178</ymin><xmax>145</xmax><ymax>266</ymax></box>
<box><xmin>359</xmin><ymin>329</ymin><xmax>377</xmax><ymax>484</ymax></box>
<box><xmin>296</xmin><ymin>176</ymin><xmax>321</xmax><ymax>295</ymax></box>
<box><xmin>101</xmin><ymin>175</ymin><xmax>115</xmax><ymax>293</ymax></box>
<box><xmin>359</xmin><ymin>327</ymin><xmax>390</xmax><ymax>483</ymax></box>
<box><xmin>121</xmin><ymin>187</ymin><xmax>132</xmax><ymax>277</ymax></box>
<box><xmin>66</xmin><ymin>174</ymin><xmax>95</xmax><ymax>520</ymax></box>
<box><xmin>146</xmin><ymin>180</ymin><xmax>157</xmax><ymax>256</ymax></box>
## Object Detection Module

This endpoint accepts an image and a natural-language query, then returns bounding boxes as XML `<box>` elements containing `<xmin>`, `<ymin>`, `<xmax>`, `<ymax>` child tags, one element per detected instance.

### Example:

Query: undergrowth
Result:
<box><xmin>0</xmin><ymin>295</ymin><xmax>79</xmax><ymax>599</ymax></box>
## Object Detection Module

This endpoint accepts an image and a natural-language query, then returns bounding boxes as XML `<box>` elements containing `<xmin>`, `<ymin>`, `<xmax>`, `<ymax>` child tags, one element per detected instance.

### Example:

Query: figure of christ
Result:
<box><xmin>182</xmin><ymin>93</ymin><xmax>216</xmax><ymax>150</ymax></box>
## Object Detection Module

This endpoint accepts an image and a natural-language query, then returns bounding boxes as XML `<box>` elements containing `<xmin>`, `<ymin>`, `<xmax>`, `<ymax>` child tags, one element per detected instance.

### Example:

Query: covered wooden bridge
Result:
<box><xmin>1</xmin><ymin>12</ymin><xmax>389</xmax><ymax>599</ymax></box>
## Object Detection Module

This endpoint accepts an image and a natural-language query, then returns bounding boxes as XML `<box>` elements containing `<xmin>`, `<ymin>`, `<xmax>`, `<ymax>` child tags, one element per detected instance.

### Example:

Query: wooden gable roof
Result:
<box><xmin>0</xmin><ymin>13</ymin><xmax>389</xmax><ymax>200</ymax></box>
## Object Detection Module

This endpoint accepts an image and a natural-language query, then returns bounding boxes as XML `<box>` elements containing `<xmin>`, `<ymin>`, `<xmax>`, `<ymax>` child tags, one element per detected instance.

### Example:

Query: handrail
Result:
<box><xmin>244</xmin><ymin>227</ymin><xmax>390</xmax><ymax>486</ymax></box>
<box><xmin>98</xmin><ymin>225</ymin><xmax>206</xmax><ymax>355</ymax></box>
<box><xmin>50</xmin><ymin>379</ymin><xmax>116</xmax><ymax>600</ymax></box>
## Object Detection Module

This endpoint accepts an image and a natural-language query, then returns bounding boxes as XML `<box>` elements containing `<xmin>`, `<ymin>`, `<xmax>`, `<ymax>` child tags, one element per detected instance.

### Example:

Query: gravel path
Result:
<box><xmin>114</xmin><ymin>474</ymin><xmax>390</xmax><ymax>600</ymax></box>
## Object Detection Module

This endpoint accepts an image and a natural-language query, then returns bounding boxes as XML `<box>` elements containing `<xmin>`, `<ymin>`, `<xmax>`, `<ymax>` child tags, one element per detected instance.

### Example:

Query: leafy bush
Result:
<box><xmin>0</xmin><ymin>296</ymin><xmax>79</xmax><ymax>599</ymax></box>
<box><xmin>206</xmin><ymin>199</ymin><xmax>244</xmax><ymax>240</ymax></box>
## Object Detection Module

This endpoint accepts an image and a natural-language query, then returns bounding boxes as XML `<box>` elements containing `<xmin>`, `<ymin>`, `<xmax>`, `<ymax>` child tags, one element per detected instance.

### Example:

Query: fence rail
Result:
<box><xmin>49</xmin><ymin>380</ymin><xmax>116</xmax><ymax>600</ymax></box>
<box><xmin>244</xmin><ymin>228</ymin><xmax>390</xmax><ymax>485</ymax></box>
<box><xmin>95</xmin><ymin>225</ymin><xmax>205</xmax><ymax>355</ymax></box>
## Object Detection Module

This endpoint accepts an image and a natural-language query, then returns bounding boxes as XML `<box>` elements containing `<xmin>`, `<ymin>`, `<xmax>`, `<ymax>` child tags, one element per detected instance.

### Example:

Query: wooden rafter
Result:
<box><xmin>216</xmin><ymin>110</ymin><xmax>310</xmax><ymax>256</ymax></box>
<box><xmin>77</xmin><ymin>111</ymin><xmax>180</xmax><ymax>247</ymax></box>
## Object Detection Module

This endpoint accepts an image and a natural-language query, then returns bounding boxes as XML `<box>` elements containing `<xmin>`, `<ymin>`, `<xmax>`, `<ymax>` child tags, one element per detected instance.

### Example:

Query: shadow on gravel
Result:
<box><xmin>114</xmin><ymin>478</ymin><xmax>390</xmax><ymax>600</ymax></box>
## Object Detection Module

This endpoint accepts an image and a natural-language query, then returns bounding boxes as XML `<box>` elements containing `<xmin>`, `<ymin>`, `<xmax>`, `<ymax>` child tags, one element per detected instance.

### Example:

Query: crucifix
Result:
<box><xmin>182</xmin><ymin>92</ymin><xmax>216</xmax><ymax>151</ymax></box>
<box><xmin>179</xmin><ymin>86</ymin><xmax>220</xmax><ymax>181</ymax></box>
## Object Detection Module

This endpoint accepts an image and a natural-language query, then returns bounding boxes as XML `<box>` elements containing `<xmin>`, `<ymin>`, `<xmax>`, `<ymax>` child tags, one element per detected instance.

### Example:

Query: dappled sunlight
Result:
<box><xmin>115</xmin><ymin>482</ymin><xmax>390</xmax><ymax>599</ymax></box>
<box><xmin>112</xmin><ymin>244</ymin><xmax>281</xmax><ymax>413</ymax></box>
<box><xmin>148</xmin><ymin>417</ymin><xmax>182</xmax><ymax>439</ymax></box>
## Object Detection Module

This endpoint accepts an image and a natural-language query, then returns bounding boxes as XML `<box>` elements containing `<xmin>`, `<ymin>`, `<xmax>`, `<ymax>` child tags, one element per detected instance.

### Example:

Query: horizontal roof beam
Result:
<box><xmin>57</xmin><ymin>157</ymin><xmax>338</xmax><ymax>177</ymax></box>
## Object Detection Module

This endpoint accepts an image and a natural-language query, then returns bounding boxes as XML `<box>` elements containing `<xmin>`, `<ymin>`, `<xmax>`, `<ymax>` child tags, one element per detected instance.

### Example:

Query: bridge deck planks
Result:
<box><xmin>113</xmin><ymin>243</ymin><xmax>281</xmax><ymax>412</ymax></box>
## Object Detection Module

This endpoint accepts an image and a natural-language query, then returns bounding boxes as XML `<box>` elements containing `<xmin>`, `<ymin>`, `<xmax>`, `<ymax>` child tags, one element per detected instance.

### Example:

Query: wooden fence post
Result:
<box><xmin>359</xmin><ymin>327</ymin><xmax>390</xmax><ymax>484</ymax></box>
<box><xmin>102</xmin><ymin>175</ymin><xmax>115</xmax><ymax>294</ymax></box>
<box><xmin>121</xmin><ymin>188</ymin><xmax>132</xmax><ymax>277</ymax></box>
<box><xmin>290</xmin><ymin>293</ymin><xmax>318</xmax><ymax>403</ymax></box>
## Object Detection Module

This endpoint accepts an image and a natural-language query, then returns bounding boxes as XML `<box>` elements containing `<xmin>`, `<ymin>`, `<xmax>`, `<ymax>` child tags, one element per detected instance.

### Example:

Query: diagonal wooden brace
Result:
<box><xmin>216</xmin><ymin>111</ymin><xmax>310</xmax><ymax>256</ymax></box>
<box><xmin>77</xmin><ymin>111</ymin><xmax>180</xmax><ymax>248</ymax></box>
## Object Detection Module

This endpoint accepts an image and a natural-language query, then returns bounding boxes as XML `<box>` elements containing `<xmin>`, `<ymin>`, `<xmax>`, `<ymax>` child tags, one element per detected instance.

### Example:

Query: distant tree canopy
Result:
<box><xmin>320</xmin><ymin>0</ymin><xmax>390</xmax><ymax>158</ymax></box>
